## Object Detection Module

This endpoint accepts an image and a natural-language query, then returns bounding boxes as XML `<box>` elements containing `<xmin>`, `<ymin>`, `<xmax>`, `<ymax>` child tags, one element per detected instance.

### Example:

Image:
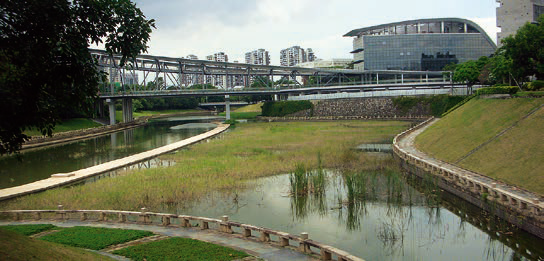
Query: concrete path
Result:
<box><xmin>0</xmin><ymin>124</ymin><xmax>230</xmax><ymax>201</ymax></box>
<box><xmin>0</xmin><ymin>220</ymin><xmax>315</xmax><ymax>261</ymax></box>
<box><xmin>397</xmin><ymin>119</ymin><xmax>543</xmax><ymax>204</ymax></box>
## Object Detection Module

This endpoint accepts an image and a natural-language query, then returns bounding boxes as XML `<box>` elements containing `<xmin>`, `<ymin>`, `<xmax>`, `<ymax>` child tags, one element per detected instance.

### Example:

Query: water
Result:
<box><xmin>0</xmin><ymin>116</ymin><xmax>220</xmax><ymax>189</ymax></box>
<box><xmin>166</xmin><ymin>165</ymin><xmax>544</xmax><ymax>261</ymax></box>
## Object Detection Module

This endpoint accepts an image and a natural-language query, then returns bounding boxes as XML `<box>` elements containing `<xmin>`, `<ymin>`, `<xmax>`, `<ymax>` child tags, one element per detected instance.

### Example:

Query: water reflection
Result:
<box><xmin>168</xmin><ymin>163</ymin><xmax>544</xmax><ymax>260</ymax></box>
<box><xmin>0</xmin><ymin>117</ymin><xmax>217</xmax><ymax>189</ymax></box>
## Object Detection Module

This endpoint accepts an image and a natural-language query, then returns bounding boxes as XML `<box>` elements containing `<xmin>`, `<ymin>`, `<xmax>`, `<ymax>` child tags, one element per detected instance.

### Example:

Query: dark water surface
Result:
<box><xmin>0</xmin><ymin>116</ymin><xmax>219</xmax><ymax>189</ymax></box>
<box><xmin>168</xmin><ymin>168</ymin><xmax>544</xmax><ymax>261</ymax></box>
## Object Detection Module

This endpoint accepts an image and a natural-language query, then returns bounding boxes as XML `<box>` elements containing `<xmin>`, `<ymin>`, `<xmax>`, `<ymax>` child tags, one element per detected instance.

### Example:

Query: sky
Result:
<box><xmin>129</xmin><ymin>0</ymin><xmax>500</xmax><ymax>65</ymax></box>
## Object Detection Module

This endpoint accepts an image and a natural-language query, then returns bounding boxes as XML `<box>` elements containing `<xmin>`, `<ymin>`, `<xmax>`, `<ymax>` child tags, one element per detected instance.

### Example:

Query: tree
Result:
<box><xmin>0</xmin><ymin>0</ymin><xmax>155</xmax><ymax>154</ymax></box>
<box><xmin>453</xmin><ymin>60</ymin><xmax>481</xmax><ymax>85</ymax></box>
<box><xmin>501</xmin><ymin>15</ymin><xmax>544</xmax><ymax>81</ymax></box>
<box><xmin>250</xmin><ymin>76</ymin><xmax>273</xmax><ymax>88</ymax></box>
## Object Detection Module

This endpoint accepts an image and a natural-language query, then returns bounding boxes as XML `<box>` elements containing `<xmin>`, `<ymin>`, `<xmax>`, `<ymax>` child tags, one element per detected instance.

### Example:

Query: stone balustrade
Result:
<box><xmin>0</xmin><ymin>208</ymin><xmax>365</xmax><ymax>261</ymax></box>
<box><xmin>393</xmin><ymin>117</ymin><xmax>544</xmax><ymax>238</ymax></box>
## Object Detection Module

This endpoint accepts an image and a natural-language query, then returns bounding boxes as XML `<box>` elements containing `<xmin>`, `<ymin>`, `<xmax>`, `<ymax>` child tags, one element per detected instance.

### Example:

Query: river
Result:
<box><xmin>0</xmin><ymin>116</ymin><xmax>220</xmax><ymax>189</ymax></box>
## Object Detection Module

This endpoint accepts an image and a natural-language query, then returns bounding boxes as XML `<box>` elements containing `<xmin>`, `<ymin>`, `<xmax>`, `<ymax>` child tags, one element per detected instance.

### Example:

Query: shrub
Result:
<box><xmin>527</xmin><ymin>80</ymin><xmax>544</xmax><ymax>91</ymax></box>
<box><xmin>392</xmin><ymin>95</ymin><xmax>465</xmax><ymax>117</ymax></box>
<box><xmin>475</xmin><ymin>86</ymin><xmax>519</xmax><ymax>95</ymax></box>
<box><xmin>261</xmin><ymin>101</ymin><xmax>313</xmax><ymax>117</ymax></box>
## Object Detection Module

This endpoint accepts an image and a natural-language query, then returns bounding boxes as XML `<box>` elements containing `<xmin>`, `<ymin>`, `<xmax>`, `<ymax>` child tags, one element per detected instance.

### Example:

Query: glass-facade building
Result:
<box><xmin>344</xmin><ymin>18</ymin><xmax>497</xmax><ymax>71</ymax></box>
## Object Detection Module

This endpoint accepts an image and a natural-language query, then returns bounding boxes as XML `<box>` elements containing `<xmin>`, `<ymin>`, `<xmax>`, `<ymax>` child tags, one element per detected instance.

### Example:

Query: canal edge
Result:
<box><xmin>0</xmin><ymin>123</ymin><xmax>230</xmax><ymax>202</ymax></box>
<box><xmin>392</xmin><ymin>117</ymin><xmax>544</xmax><ymax>239</ymax></box>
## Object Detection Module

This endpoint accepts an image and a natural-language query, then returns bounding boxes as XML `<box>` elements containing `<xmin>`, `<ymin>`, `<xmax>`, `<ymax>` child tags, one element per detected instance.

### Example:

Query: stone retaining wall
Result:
<box><xmin>393</xmin><ymin>118</ymin><xmax>544</xmax><ymax>239</ymax></box>
<box><xmin>289</xmin><ymin>98</ymin><xmax>431</xmax><ymax>118</ymax></box>
<box><xmin>0</xmin><ymin>208</ymin><xmax>364</xmax><ymax>261</ymax></box>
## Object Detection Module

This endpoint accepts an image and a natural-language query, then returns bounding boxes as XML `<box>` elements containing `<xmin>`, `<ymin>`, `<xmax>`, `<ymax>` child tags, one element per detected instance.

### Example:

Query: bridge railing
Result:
<box><xmin>1</xmin><ymin>208</ymin><xmax>364</xmax><ymax>261</ymax></box>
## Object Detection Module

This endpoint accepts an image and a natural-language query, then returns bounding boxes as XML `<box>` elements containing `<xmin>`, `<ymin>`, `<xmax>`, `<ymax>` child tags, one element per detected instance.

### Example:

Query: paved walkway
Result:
<box><xmin>0</xmin><ymin>220</ymin><xmax>314</xmax><ymax>261</ymax></box>
<box><xmin>0</xmin><ymin>124</ymin><xmax>230</xmax><ymax>201</ymax></box>
<box><xmin>397</xmin><ymin>119</ymin><xmax>543</xmax><ymax>204</ymax></box>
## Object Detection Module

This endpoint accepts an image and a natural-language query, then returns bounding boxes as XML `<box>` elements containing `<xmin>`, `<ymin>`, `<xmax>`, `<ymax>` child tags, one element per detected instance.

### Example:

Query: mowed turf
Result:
<box><xmin>0</xmin><ymin>228</ymin><xmax>113</xmax><ymax>261</ymax></box>
<box><xmin>415</xmin><ymin>98</ymin><xmax>544</xmax><ymax>194</ymax></box>
<box><xmin>459</xmin><ymin>105</ymin><xmax>544</xmax><ymax>194</ymax></box>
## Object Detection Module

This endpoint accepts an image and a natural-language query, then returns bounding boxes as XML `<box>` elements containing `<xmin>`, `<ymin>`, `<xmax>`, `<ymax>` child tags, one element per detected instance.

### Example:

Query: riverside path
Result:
<box><xmin>0</xmin><ymin>123</ymin><xmax>230</xmax><ymax>201</ymax></box>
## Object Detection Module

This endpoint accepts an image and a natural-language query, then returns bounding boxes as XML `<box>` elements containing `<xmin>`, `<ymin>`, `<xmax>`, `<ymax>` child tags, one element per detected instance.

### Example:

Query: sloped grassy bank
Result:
<box><xmin>0</xmin><ymin>121</ymin><xmax>411</xmax><ymax>211</ymax></box>
<box><xmin>415</xmin><ymin>97</ymin><xmax>544</xmax><ymax>195</ymax></box>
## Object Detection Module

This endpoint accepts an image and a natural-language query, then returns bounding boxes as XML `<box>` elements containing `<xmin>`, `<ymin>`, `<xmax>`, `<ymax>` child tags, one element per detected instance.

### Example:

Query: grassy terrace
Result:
<box><xmin>0</xmin><ymin>120</ymin><xmax>410</xmax><ymax>211</ymax></box>
<box><xmin>415</xmin><ymin>98</ymin><xmax>544</xmax><ymax>194</ymax></box>
<box><xmin>25</xmin><ymin>118</ymin><xmax>102</xmax><ymax>137</ymax></box>
<box><xmin>0</xmin><ymin>228</ymin><xmax>113</xmax><ymax>261</ymax></box>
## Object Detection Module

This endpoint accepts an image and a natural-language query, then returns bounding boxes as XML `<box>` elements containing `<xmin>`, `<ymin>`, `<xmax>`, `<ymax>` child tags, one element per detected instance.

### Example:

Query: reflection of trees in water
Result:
<box><xmin>287</xmin><ymin>166</ymin><xmax>543</xmax><ymax>260</ymax></box>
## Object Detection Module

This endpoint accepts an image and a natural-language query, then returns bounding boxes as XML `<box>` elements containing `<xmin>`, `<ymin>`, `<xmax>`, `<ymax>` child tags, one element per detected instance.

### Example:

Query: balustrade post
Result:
<box><xmin>298</xmin><ymin>232</ymin><xmax>310</xmax><ymax>253</ymax></box>
<box><xmin>200</xmin><ymin>220</ymin><xmax>209</xmax><ymax>230</ymax></box>
<box><xmin>12</xmin><ymin>212</ymin><xmax>20</xmax><ymax>221</ymax></box>
<box><xmin>118</xmin><ymin>213</ymin><xmax>127</xmax><ymax>223</ymax></box>
<box><xmin>140</xmin><ymin>208</ymin><xmax>149</xmax><ymax>224</ymax></box>
<box><xmin>34</xmin><ymin>212</ymin><xmax>41</xmax><ymax>221</ymax></box>
<box><xmin>321</xmin><ymin>247</ymin><xmax>332</xmax><ymax>260</ymax></box>
<box><xmin>162</xmin><ymin>216</ymin><xmax>171</xmax><ymax>226</ymax></box>
<box><xmin>56</xmin><ymin>205</ymin><xmax>65</xmax><ymax>220</ymax></box>
<box><xmin>181</xmin><ymin>217</ymin><xmax>190</xmax><ymax>227</ymax></box>
<box><xmin>243</xmin><ymin>227</ymin><xmax>251</xmax><ymax>237</ymax></box>
<box><xmin>220</xmin><ymin>216</ymin><xmax>232</xmax><ymax>233</ymax></box>
<box><xmin>99</xmin><ymin>212</ymin><xmax>106</xmax><ymax>221</ymax></box>
<box><xmin>80</xmin><ymin>212</ymin><xmax>88</xmax><ymax>221</ymax></box>
<box><xmin>260</xmin><ymin>231</ymin><xmax>270</xmax><ymax>242</ymax></box>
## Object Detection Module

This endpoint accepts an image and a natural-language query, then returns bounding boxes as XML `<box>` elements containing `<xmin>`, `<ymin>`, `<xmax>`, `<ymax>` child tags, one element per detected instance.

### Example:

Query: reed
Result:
<box><xmin>0</xmin><ymin>121</ymin><xmax>410</xmax><ymax>212</ymax></box>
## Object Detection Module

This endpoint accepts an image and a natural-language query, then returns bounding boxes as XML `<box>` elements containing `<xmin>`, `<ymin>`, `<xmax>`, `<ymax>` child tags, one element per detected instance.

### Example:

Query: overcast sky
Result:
<box><xmin>130</xmin><ymin>0</ymin><xmax>499</xmax><ymax>65</ymax></box>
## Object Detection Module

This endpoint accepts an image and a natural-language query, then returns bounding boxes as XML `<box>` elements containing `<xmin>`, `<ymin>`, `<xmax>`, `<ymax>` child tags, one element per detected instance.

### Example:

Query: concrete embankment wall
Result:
<box><xmin>260</xmin><ymin>97</ymin><xmax>432</xmax><ymax>121</ymax></box>
<box><xmin>393</xmin><ymin>119</ymin><xmax>544</xmax><ymax>239</ymax></box>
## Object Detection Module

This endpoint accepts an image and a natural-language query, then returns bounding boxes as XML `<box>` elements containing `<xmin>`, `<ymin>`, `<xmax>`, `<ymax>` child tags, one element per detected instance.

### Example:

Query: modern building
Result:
<box><xmin>344</xmin><ymin>18</ymin><xmax>497</xmax><ymax>71</ymax></box>
<box><xmin>245</xmin><ymin>49</ymin><xmax>270</xmax><ymax>65</ymax></box>
<box><xmin>205</xmin><ymin>52</ymin><xmax>230</xmax><ymax>87</ymax></box>
<box><xmin>496</xmin><ymin>0</ymin><xmax>544</xmax><ymax>45</ymax></box>
<box><xmin>298</xmin><ymin>58</ymin><xmax>353</xmax><ymax>69</ymax></box>
<box><xmin>280</xmin><ymin>46</ymin><xmax>315</xmax><ymax>66</ymax></box>
<box><xmin>107</xmin><ymin>69</ymin><xmax>139</xmax><ymax>85</ymax></box>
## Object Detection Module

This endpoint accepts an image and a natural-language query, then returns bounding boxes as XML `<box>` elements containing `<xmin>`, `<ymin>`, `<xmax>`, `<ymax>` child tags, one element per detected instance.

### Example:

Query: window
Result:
<box><xmin>535</xmin><ymin>4</ymin><xmax>544</xmax><ymax>21</ymax></box>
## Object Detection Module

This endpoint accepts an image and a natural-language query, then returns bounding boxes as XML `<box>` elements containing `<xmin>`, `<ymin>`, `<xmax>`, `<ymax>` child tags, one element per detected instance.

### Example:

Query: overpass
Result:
<box><xmin>91</xmin><ymin>49</ymin><xmax>456</xmax><ymax>124</ymax></box>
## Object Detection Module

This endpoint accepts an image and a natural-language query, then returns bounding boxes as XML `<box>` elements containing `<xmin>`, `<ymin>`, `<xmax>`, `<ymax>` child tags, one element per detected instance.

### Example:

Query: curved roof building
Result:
<box><xmin>344</xmin><ymin>18</ymin><xmax>497</xmax><ymax>71</ymax></box>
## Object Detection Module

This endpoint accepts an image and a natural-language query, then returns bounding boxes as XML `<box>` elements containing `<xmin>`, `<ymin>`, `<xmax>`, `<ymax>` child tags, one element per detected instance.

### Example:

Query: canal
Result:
<box><xmin>0</xmin><ymin>116</ymin><xmax>220</xmax><ymax>189</ymax></box>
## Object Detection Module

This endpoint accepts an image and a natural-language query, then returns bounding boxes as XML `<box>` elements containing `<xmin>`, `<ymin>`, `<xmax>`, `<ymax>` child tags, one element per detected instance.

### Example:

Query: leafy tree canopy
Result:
<box><xmin>501</xmin><ymin>15</ymin><xmax>544</xmax><ymax>80</ymax></box>
<box><xmin>0</xmin><ymin>0</ymin><xmax>155</xmax><ymax>154</ymax></box>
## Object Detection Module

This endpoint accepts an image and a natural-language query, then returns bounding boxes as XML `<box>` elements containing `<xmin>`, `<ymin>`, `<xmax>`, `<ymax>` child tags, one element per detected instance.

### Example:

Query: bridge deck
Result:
<box><xmin>0</xmin><ymin>124</ymin><xmax>230</xmax><ymax>201</ymax></box>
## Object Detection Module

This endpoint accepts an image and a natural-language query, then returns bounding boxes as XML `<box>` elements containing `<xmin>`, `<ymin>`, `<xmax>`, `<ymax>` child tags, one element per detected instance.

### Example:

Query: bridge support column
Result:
<box><xmin>274</xmin><ymin>94</ymin><xmax>279</xmax><ymax>101</ymax></box>
<box><xmin>107</xmin><ymin>99</ymin><xmax>115</xmax><ymax>125</ymax></box>
<box><xmin>225</xmin><ymin>95</ymin><xmax>231</xmax><ymax>120</ymax></box>
<box><xmin>122</xmin><ymin>98</ymin><xmax>133</xmax><ymax>123</ymax></box>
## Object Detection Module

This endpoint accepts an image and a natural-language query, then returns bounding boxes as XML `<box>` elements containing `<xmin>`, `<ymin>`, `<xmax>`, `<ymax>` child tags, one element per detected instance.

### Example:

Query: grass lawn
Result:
<box><xmin>415</xmin><ymin>98</ymin><xmax>544</xmax><ymax>195</ymax></box>
<box><xmin>233</xmin><ymin>102</ymin><xmax>263</xmax><ymax>112</ymax></box>
<box><xmin>39</xmin><ymin>226</ymin><xmax>153</xmax><ymax>250</ymax></box>
<box><xmin>115</xmin><ymin>109</ymin><xmax>202</xmax><ymax>122</ymax></box>
<box><xmin>0</xmin><ymin>120</ymin><xmax>410</xmax><ymax>211</ymax></box>
<box><xmin>25</xmin><ymin>118</ymin><xmax>102</xmax><ymax>137</ymax></box>
<box><xmin>0</xmin><ymin>224</ymin><xmax>57</xmax><ymax>236</ymax></box>
<box><xmin>0</xmin><ymin>228</ymin><xmax>113</xmax><ymax>261</ymax></box>
<box><xmin>219</xmin><ymin>111</ymin><xmax>261</xmax><ymax>120</ymax></box>
<box><xmin>112</xmin><ymin>237</ymin><xmax>249</xmax><ymax>261</ymax></box>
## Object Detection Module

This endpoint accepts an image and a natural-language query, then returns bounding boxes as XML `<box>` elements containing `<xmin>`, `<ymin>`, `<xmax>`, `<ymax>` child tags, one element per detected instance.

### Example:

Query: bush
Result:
<box><xmin>475</xmin><ymin>86</ymin><xmax>519</xmax><ymax>95</ymax></box>
<box><xmin>527</xmin><ymin>80</ymin><xmax>544</xmax><ymax>91</ymax></box>
<box><xmin>261</xmin><ymin>101</ymin><xmax>313</xmax><ymax>117</ymax></box>
<box><xmin>392</xmin><ymin>95</ymin><xmax>465</xmax><ymax>117</ymax></box>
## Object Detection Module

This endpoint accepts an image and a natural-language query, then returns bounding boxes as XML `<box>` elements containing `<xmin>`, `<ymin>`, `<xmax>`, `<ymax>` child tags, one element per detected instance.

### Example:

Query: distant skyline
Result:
<box><xmin>121</xmin><ymin>0</ymin><xmax>499</xmax><ymax>65</ymax></box>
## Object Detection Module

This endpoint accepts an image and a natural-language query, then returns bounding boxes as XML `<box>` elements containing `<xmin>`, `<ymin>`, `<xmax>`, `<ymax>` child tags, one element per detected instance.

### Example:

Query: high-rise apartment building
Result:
<box><xmin>496</xmin><ymin>0</ymin><xmax>544</xmax><ymax>45</ymax></box>
<box><xmin>245</xmin><ymin>49</ymin><xmax>270</xmax><ymax>65</ymax></box>
<box><xmin>280</xmin><ymin>46</ymin><xmax>315</xmax><ymax>66</ymax></box>
<box><xmin>205</xmin><ymin>52</ymin><xmax>230</xmax><ymax>87</ymax></box>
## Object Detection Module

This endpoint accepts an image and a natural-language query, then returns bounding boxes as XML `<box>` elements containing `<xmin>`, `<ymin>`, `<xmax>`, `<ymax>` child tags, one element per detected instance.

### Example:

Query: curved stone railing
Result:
<box><xmin>393</xmin><ymin>117</ymin><xmax>544</xmax><ymax>238</ymax></box>
<box><xmin>259</xmin><ymin>115</ymin><xmax>428</xmax><ymax>122</ymax></box>
<box><xmin>0</xmin><ymin>208</ymin><xmax>364</xmax><ymax>261</ymax></box>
